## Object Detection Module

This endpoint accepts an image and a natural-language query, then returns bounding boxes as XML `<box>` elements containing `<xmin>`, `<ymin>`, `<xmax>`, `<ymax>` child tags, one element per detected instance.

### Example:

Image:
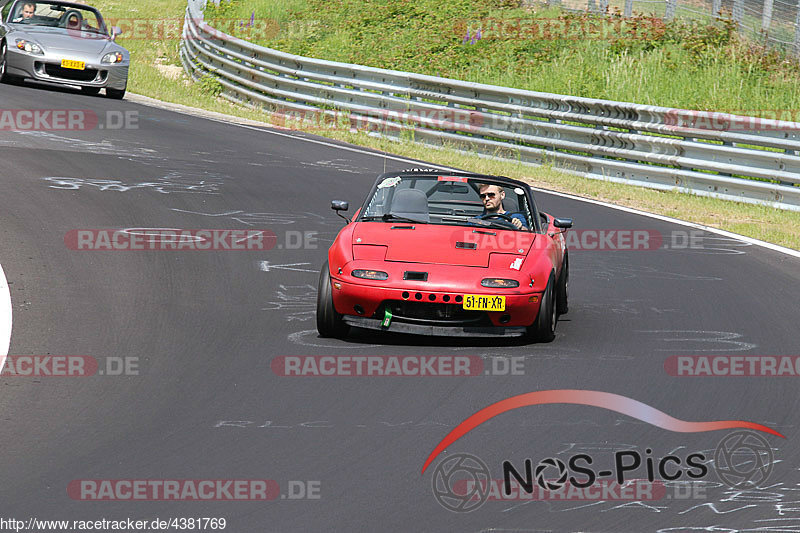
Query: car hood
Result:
<box><xmin>11</xmin><ymin>27</ymin><xmax>112</xmax><ymax>54</ymax></box>
<box><xmin>352</xmin><ymin>222</ymin><xmax>536</xmax><ymax>268</ymax></box>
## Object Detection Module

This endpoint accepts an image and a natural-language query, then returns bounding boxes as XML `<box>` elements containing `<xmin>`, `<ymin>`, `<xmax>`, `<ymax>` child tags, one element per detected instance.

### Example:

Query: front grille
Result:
<box><xmin>43</xmin><ymin>63</ymin><xmax>99</xmax><ymax>82</ymax></box>
<box><xmin>379</xmin><ymin>300</ymin><xmax>485</xmax><ymax>325</ymax></box>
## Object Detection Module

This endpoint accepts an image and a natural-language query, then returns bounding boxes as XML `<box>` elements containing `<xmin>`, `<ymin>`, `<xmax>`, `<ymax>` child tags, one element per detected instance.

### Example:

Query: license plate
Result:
<box><xmin>463</xmin><ymin>295</ymin><xmax>505</xmax><ymax>311</ymax></box>
<box><xmin>61</xmin><ymin>59</ymin><xmax>85</xmax><ymax>70</ymax></box>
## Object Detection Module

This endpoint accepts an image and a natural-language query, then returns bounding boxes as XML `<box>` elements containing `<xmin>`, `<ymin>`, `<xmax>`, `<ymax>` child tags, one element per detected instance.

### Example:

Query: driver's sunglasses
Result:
<box><xmin>479</xmin><ymin>192</ymin><xmax>496</xmax><ymax>199</ymax></box>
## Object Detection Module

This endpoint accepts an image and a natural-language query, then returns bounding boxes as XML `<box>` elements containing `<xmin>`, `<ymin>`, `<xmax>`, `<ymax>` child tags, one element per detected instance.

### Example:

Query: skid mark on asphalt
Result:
<box><xmin>170</xmin><ymin>208</ymin><xmax>328</xmax><ymax>226</ymax></box>
<box><xmin>258</xmin><ymin>261</ymin><xmax>317</xmax><ymax>273</ymax></box>
<box><xmin>43</xmin><ymin>173</ymin><xmax>223</xmax><ymax>194</ymax></box>
<box><xmin>684</xmin><ymin>235</ymin><xmax>753</xmax><ymax>255</ymax></box>
<box><xmin>261</xmin><ymin>284</ymin><xmax>316</xmax><ymax>322</ymax></box>
<box><xmin>637</xmin><ymin>330</ymin><xmax>757</xmax><ymax>352</ymax></box>
<box><xmin>287</xmin><ymin>329</ymin><xmax>380</xmax><ymax>349</ymax></box>
<box><xmin>213</xmin><ymin>418</ymin><xmax>453</xmax><ymax>430</ymax></box>
<box><xmin>13</xmin><ymin>130</ymin><xmax>159</xmax><ymax>158</ymax></box>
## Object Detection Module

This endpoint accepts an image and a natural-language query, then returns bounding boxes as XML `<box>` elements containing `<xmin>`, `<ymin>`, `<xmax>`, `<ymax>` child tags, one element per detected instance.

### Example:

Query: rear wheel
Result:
<box><xmin>527</xmin><ymin>273</ymin><xmax>557</xmax><ymax>343</ymax></box>
<box><xmin>556</xmin><ymin>253</ymin><xmax>569</xmax><ymax>315</ymax></box>
<box><xmin>316</xmin><ymin>261</ymin><xmax>349</xmax><ymax>339</ymax></box>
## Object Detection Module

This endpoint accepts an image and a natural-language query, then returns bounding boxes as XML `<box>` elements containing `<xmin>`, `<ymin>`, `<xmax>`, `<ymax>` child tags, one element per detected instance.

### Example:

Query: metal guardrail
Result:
<box><xmin>180</xmin><ymin>0</ymin><xmax>800</xmax><ymax>211</ymax></box>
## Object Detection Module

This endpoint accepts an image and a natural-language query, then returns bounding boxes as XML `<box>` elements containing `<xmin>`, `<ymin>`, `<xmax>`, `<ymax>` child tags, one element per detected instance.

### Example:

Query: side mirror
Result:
<box><xmin>110</xmin><ymin>26</ymin><xmax>122</xmax><ymax>40</ymax></box>
<box><xmin>553</xmin><ymin>217</ymin><xmax>573</xmax><ymax>229</ymax></box>
<box><xmin>331</xmin><ymin>200</ymin><xmax>350</xmax><ymax>223</ymax></box>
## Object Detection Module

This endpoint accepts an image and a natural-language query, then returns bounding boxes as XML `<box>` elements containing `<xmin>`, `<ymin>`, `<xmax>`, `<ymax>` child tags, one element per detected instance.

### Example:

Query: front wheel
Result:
<box><xmin>526</xmin><ymin>273</ymin><xmax>557</xmax><ymax>343</ymax></box>
<box><xmin>0</xmin><ymin>41</ymin><xmax>11</xmax><ymax>84</ymax></box>
<box><xmin>316</xmin><ymin>261</ymin><xmax>349</xmax><ymax>339</ymax></box>
<box><xmin>106</xmin><ymin>85</ymin><xmax>126</xmax><ymax>99</ymax></box>
<box><xmin>0</xmin><ymin>41</ymin><xmax>22</xmax><ymax>85</ymax></box>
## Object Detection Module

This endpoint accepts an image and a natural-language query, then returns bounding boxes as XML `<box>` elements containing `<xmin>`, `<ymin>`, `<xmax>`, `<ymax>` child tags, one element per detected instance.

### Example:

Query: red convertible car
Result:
<box><xmin>316</xmin><ymin>170</ymin><xmax>572</xmax><ymax>342</ymax></box>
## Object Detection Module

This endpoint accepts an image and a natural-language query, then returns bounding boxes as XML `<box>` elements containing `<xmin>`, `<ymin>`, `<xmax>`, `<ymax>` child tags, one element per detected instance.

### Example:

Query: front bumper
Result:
<box><xmin>331</xmin><ymin>278</ymin><xmax>543</xmax><ymax>331</ymax></box>
<box><xmin>341</xmin><ymin>316</ymin><xmax>528</xmax><ymax>337</ymax></box>
<box><xmin>7</xmin><ymin>49</ymin><xmax>128</xmax><ymax>89</ymax></box>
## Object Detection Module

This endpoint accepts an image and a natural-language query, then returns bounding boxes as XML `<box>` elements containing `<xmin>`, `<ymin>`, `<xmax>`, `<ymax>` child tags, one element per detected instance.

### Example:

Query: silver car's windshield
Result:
<box><xmin>9</xmin><ymin>1</ymin><xmax>106</xmax><ymax>34</ymax></box>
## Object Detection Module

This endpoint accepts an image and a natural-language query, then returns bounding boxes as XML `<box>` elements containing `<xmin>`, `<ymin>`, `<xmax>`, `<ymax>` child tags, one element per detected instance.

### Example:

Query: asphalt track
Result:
<box><xmin>1</xmin><ymin>80</ymin><xmax>800</xmax><ymax>532</ymax></box>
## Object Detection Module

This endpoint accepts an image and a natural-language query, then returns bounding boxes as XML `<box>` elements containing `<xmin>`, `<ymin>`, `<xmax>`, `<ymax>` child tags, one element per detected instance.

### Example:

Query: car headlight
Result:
<box><xmin>102</xmin><ymin>52</ymin><xmax>124</xmax><ymax>64</ymax></box>
<box><xmin>351</xmin><ymin>269</ymin><xmax>389</xmax><ymax>280</ymax></box>
<box><xmin>15</xmin><ymin>39</ymin><xmax>43</xmax><ymax>55</ymax></box>
<box><xmin>481</xmin><ymin>278</ymin><xmax>519</xmax><ymax>288</ymax></box>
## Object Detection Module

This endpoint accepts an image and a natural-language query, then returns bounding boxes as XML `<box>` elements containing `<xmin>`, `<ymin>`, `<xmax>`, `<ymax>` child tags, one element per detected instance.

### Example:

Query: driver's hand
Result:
<box><xmin>511</xmin><ymin>218</ymin><xmax>522</xmax><ymax>229</ymax></box>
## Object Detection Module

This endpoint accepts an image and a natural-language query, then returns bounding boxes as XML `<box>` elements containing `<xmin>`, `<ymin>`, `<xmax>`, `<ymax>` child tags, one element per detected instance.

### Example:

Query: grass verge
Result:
<box><xmin>205</xmin><ymin>0</ymin><xmax>800</xmax><ymax>116</ymax></box>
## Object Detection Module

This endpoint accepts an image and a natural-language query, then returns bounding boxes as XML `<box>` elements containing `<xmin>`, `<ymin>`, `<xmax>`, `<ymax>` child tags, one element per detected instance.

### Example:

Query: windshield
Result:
<box><xmin>9</xmin><ymin>1</ymin><xmax>106</xmax><ymax>34</ymax></box>
<box><xmin>359</xmin><ymin>175</ymin><xmax>533</xmax><ymax>230</ymax></box>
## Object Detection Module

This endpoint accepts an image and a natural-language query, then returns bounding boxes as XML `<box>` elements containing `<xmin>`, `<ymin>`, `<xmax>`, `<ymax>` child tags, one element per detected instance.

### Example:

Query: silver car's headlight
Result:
<box><xmin>15</xmin><ymin>39</ymin><xmax>43</xmax><ymax>55</ymax></box>
<box><xmin>101</xmin><ymin>52</ymin><xmax>124</xmax><ymax>64</ymax></box>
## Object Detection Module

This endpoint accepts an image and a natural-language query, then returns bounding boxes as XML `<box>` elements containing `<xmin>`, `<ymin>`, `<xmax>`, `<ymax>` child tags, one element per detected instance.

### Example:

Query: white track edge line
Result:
<box><xmin>0</xmin><ymin>263</ymin><xmax>12</xmax><ymax>365</ymax></box>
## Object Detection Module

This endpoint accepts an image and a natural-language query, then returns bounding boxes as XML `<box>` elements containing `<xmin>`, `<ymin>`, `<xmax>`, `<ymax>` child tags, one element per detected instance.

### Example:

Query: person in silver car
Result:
<box><xmin>11</xmin><ymin>1</ymin><xmax>34</xmax><ymax>22</ymax></box>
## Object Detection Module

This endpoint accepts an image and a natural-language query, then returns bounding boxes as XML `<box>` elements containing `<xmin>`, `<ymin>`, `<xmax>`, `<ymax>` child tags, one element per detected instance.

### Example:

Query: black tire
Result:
<box><xmin>0</xmin><ymin>42</ymin><xmax>22</xmax><ymax>85</ymax></box>
<box><xmin>556</xmin><ymin>252</ymin><xmax>569</xmax><ymax>316</ymax></box>
<box><xmin>316</xmin><ymin>261</ymin><xmax>349</xmax><ymax>339</ymax></box>
<box><xmin>81</xmin><ymin>86</ymin><xmax>101</xmax><ymax>95</ymax></box>
<box><xmin>0</xmin><ymin>41</ymin><xmax>9</xmax><ymax>84</ymax></box>
<box><xmin>527</xmin><ymin>273</ymin><xmax>557</xmax><ymax>343</ymax></box>
<box><xmin>106</xmin><ymin>86</ymin><xmax>126</xmax><ymax>99</ymax></box>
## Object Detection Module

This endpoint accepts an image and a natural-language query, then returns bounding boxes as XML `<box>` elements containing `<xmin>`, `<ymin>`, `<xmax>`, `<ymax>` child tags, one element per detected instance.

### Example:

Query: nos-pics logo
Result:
<box><xmin>430</xmin><ymin>430</ymin><xmax>775</xmax><ymax>513</ymax></box>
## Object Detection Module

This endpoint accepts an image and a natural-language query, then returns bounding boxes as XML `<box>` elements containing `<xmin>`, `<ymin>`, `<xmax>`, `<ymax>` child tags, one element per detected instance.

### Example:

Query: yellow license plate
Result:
<box><xmin>463</xmin><ymin>295</ymin><xmax>505</xmax><ymax>311</ymax></box>
<box><xmin>61</xmin><ymin>59</ymin><xmax>85</xmax><ymax>70</ymax></box>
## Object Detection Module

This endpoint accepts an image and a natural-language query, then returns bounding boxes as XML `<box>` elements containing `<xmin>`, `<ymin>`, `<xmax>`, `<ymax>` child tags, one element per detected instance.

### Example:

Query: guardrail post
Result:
<box><xmin>665</xmin><ymin>0</ymin><xmax>676</xmax><ymax>20</ymax></box>
<box><xmin>762</xmin><ymin>0</ymin><xmax>774</xmax><ymax>33</ymax></box>
<box><xmin>733</xmin><ymin>0</ymin><xmax>744</xmax><ymax>24</ymax></box>
<box><xmin>712</xmin><ymin>0</ymin><xmax>721</xmax><ymax>17</ymax></box>
<box><xmin>624</xmin><ymin>0</ymin><xmax>633</xmax><ymax>16</ymax></box>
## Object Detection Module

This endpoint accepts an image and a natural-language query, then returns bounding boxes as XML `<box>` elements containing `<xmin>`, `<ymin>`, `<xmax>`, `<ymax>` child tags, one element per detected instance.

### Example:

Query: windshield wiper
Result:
<box><xmin>363</xmin><ymin>213</ymin><xmax>428</xmax><ymax>224</ymax></box>
<box><xmin>467</xmin><ymin>217</ymin><xmax>517</xmax><ymax>230</ymax></box>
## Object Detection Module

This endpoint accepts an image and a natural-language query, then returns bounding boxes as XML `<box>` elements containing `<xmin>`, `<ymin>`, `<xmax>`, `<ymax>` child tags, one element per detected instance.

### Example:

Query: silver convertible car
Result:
<box><xmin>0</xmin><ymin>0</ymin><xmax>128</xmax><ymax>98</ymax></box>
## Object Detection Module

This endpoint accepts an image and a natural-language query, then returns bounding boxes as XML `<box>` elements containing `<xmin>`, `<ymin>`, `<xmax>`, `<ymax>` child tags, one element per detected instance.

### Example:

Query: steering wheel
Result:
<box><xmin>481</xmin><ymin>213</ymin><xmax>518</xmax><ymax>229</ymax></box>
<box><xmin>63</xmin><ymin>9</ymin><xmax>83</xmax><ymax>29</ymax></box>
